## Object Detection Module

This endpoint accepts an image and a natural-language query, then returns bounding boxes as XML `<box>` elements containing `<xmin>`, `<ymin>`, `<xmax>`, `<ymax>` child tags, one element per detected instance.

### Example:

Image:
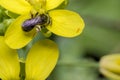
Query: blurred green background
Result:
<box><xmin>48</xmin><ymin>0</ymin><xmax>120</xmax><ymax>80</ymax></box>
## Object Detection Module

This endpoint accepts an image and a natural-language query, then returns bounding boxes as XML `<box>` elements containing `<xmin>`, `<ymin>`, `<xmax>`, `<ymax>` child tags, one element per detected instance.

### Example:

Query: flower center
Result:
<box><xmin>26</xmin><ymin>0</ymin><xmax>46</xmax><ymax>13</ymax></box>
<box><xmin>22</xmin><ymin>0</ymin><xmax>49</xmax><ymax>32</ymax></box>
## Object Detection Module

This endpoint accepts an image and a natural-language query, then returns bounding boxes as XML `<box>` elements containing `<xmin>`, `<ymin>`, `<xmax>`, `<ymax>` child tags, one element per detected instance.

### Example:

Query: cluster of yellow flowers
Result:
<box><xmin>0</xmin><ymin>0</ymin><xmax>85</xmax><ymax>79</ymax></box>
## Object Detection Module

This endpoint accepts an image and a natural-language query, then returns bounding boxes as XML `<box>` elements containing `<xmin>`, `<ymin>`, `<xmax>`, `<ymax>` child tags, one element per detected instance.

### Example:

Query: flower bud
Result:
<box><xmin>99</xmin><ymin>53</ymin><xmax>120</xmax><ymax>80</ymax></box>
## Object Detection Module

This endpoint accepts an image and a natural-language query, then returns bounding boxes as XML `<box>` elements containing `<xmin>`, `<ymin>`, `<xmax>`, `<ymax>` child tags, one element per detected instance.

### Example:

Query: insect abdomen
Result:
<box><xmin>22</xmin><ymin>14</ymin><xmax>50</xmax><ymax>32</ymax></box>
<box><xmin>22</xmin><ymin>17</ymin><xmax>41</xmax><ymax>32</ymax></box>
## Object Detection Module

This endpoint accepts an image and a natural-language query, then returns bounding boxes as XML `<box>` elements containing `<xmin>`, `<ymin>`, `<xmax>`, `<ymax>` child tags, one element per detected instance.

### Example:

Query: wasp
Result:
<box><xmin>22</xmin><ymin>13</ymin><xmax>50</xmax><ymax>32</ymax></box>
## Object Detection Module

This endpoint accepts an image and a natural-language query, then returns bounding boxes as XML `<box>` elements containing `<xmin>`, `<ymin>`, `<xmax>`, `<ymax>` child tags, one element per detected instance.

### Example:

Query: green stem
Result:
<box><xmin>58</xmin><ymin>60</ymin><xmax>99</xmax><ymax>68</ymax></box>
<box><xmin>20</xmin><ymin>62</ymin><xmax>25</xmax><ymax>80</ymax></box>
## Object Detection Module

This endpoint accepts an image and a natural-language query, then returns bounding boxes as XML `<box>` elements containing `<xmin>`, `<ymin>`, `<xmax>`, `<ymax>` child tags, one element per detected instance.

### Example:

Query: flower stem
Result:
<box><xmin>20</xmin><ymin>62</ymin><xmax>25</xmax><ymax>80</ymax></box>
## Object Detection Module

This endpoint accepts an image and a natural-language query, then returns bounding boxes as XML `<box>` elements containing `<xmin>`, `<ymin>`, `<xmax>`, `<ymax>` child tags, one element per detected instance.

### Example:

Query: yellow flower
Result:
<box><xmin>0</xmin><ymin>0</ymin><xmax>85</xmax><ymax>49</ymax></box>
<box><xmin>0</xmin><ymin>36</ymin><xmax>59</xmax><ymax>80</ymax></box>
<box><xmin>99</xmin><ymin>53</ymin><xmax>120</xmax><ymax>80</ymax></box>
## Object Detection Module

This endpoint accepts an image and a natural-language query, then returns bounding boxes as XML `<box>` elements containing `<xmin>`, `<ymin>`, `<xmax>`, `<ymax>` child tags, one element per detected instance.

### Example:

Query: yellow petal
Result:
<box><xmin>25</xmin><ymin>39</ymin><xmax>59</xmax><ymax>80</ymax></box>
<box><xmin>0</xmin><ymin>36</ymin><xmax>20</xmax><ymax>79</ymax></box>
<box><xmin>5</xmin><ymin>14</ymin><xmax>36</xmax><ymax>49</ymax></box>
<box><xmin>46</xmin><ymin>0</ymin><xmax>64</xmax><ymax>10</ymax></box>
<box><xmin>47</xmin><ymin>10</ymin><xmax>85</xmax><ymax>37</ymax></box>
<box><xmin>0</xmin><ymin>0</ymin><xmax>32</xmax><ymax>14</ymax></box>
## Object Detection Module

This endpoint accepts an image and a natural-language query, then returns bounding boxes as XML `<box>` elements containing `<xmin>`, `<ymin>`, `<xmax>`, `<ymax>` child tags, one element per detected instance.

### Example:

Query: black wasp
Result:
<box><xmin>22</xmin><ymin>13</ymin><xmax>50</xmax><ymax>32</ymax></box>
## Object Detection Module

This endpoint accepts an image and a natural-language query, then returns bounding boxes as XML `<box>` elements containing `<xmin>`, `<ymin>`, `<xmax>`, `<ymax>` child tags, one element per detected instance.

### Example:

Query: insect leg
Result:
<box><xmin>30</xmin><ymin>11</ymin><xmax>34</xmax><ymax>18</ymax></box>
<box><xmin>30</xmin><ymin>10</ymin><xmax>39</xmax><ymax>18</ymax></box>
<box><xmin>35</xmin><ymin>12</ymin><xmax>39</xmax><ymax>17</ymax></box>
<box><xmin>35</xmin><ymin>25</ymin><xmax>41</xmax><ymax>32</ymax></box>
